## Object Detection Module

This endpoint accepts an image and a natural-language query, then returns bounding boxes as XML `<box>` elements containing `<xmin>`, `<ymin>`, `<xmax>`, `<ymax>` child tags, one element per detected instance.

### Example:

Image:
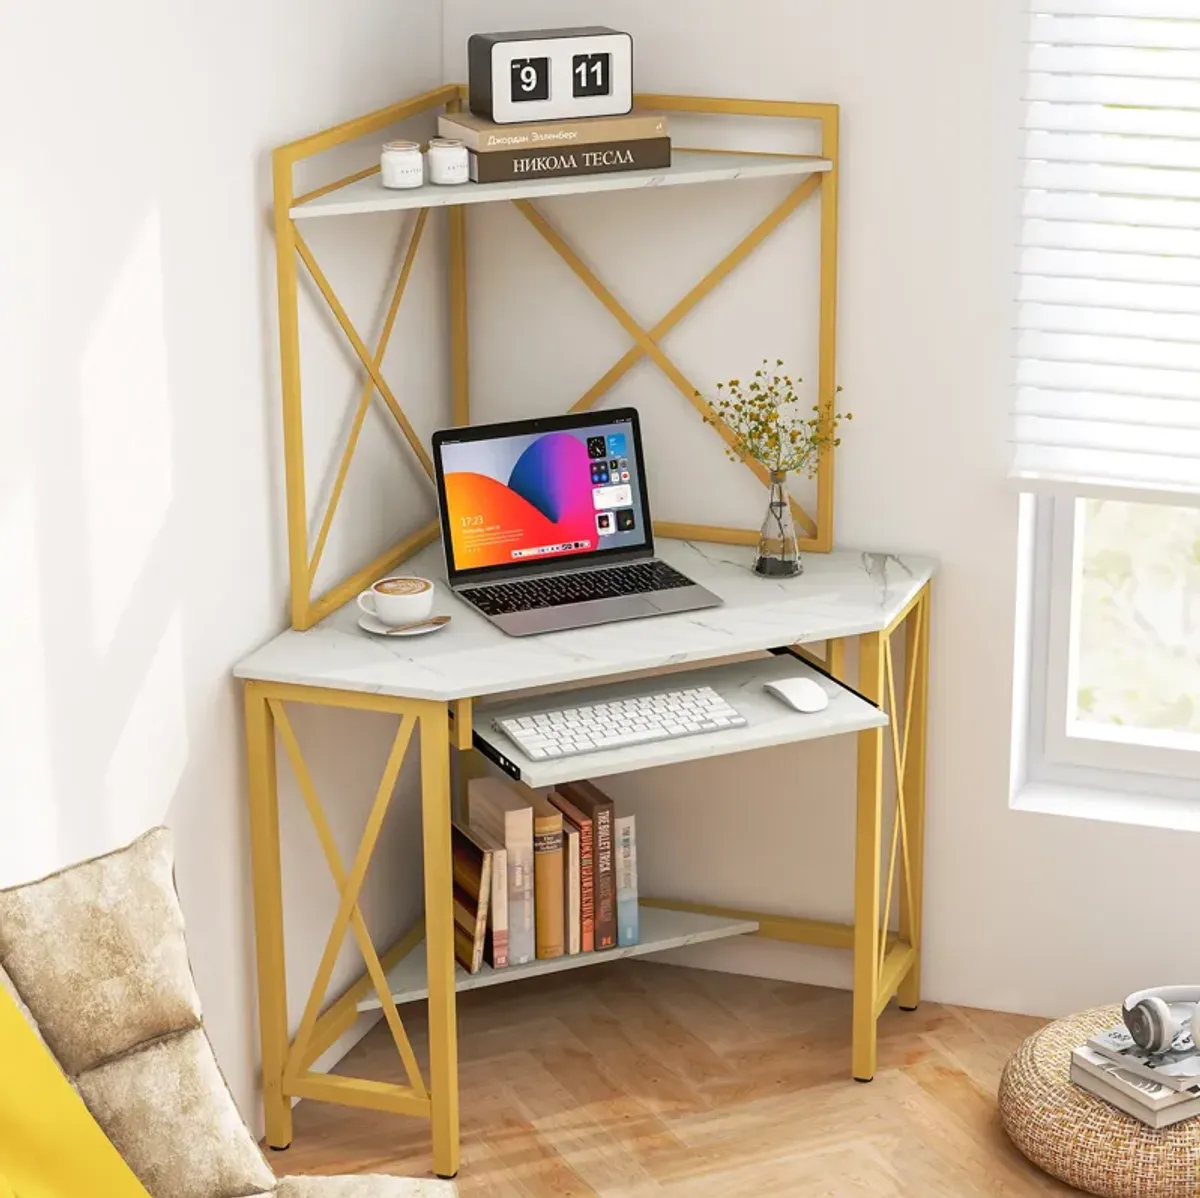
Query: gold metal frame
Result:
<box><xmin>643</xmin><ymin>586</ymin><xmax>931</xmax><ymax>1082</ymax></box>
<box><xmin>249</xmin><ymin>86</ymin><xmax>927</xmax><ymax>1181</ymax></box>
<box><xmin>243</xmin><ymin>585</ymin><xmax>930</xmax><ymax>1176</ymax></box>
<box><xmin>245</xmin><ymin>681</ymin><xmax>460</xmax><ymax>1175</ymax></box>
<box><xmin>271</xmin><ymin>85</ymin><xmax>840</xmax><ymax>631</ymax></box>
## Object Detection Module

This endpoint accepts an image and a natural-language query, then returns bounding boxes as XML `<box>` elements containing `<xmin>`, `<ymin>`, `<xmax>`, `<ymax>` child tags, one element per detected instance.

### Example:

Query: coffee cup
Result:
<box><xmin>358</xmin><ymin>576</ymin><xmax>435</xmax><ymax>626</ymax></box>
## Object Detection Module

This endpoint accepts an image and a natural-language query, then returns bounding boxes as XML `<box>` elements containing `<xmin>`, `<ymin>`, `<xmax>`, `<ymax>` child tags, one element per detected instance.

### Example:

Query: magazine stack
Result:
<box><xmin>1072</xmin><ymin>1024</ymin><xmax>1200</xmax><ymax>1129</ymax></box>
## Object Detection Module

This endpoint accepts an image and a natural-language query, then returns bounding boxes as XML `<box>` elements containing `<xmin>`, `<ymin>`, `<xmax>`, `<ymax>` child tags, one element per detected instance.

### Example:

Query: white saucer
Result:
<box><xmin>358</xmin><ymin>613</ymin><xmax>448</xmax><ymax>637</ymax></box>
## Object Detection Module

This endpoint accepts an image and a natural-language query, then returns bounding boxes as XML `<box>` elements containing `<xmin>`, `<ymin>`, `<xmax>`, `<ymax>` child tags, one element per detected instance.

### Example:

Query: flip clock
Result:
<box><xmin>467</xmin><ymin>27</ymin><xmax>634</xmax><ymax>125</ymax></box>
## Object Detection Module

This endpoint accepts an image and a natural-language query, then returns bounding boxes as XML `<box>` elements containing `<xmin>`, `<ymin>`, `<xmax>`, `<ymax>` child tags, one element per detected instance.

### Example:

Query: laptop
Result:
<box><xmin>431</xmin><ymin>409</ymin><xmax>722</xmax><ymax>636</ymax></box>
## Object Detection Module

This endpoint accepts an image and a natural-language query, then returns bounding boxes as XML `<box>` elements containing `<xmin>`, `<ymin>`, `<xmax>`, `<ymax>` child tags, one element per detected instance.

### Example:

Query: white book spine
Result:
<box><xmin>615</xmin><ymin>815</ymin><xmax>638</xmax><ymax>948</ymax></box>
<box><xmin>508</xmin><ymin>813</ymin><xmax>535</xmax><ymax>966</ymax></box>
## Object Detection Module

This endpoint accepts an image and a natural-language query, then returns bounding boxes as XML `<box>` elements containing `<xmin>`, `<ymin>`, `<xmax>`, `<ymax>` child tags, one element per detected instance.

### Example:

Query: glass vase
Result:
<box><xmin>754</xmin><ymin>471</ymin><xmax>801</xmax><ymax>577</ymax></box>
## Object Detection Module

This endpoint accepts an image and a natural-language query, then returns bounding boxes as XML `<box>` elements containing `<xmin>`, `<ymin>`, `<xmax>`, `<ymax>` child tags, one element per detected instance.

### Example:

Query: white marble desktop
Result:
<box><xmin>476</xmin><ymin>654</ymin><xmax>888</xmax><ymax>788</ymax></box>
<box><xmin>234</xmin><ymin>539</ymin><xmax>935</xmax><ymax>702</ymax></box>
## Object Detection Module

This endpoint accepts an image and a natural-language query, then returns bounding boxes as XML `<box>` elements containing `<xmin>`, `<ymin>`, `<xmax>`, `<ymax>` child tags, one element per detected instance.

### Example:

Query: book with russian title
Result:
<box><xmin>439</xmin><ymin>109</ymin><xmax>668</xmax><ymax>153</ymax></box>
<box><xmin>468</xmin><ymin>137</ymin><xmax>670</xmax><ymax>184</ymax></box>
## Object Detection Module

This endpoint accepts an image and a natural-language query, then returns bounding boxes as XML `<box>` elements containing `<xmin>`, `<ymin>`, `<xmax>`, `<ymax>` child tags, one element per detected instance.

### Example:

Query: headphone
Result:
<box><xmin>1123</xmin><ymin>986</ymin><xmax>1200</xmax><ymax>1054</ymax></box>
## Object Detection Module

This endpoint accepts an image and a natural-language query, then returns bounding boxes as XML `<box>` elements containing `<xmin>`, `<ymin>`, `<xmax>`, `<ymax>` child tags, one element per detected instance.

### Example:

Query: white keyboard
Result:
<box><xmin>493</xmin><ymin>685</ymin><xmax>747</xmax><ymax>760</ymax></box>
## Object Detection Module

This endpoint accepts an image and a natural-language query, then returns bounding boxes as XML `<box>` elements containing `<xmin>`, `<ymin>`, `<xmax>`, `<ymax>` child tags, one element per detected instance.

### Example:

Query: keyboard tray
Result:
<box><xmin>472</xmin><ymin>652</ymin><xmax>889</xmax><ymax>788</ymax></box>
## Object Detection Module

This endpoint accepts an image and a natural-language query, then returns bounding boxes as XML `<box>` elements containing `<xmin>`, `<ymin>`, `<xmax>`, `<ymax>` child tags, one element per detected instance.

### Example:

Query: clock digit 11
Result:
<box><xmin>572</xmin><ymin>52</ymin><xmax>611</xmax><ymax>98</ymax></box>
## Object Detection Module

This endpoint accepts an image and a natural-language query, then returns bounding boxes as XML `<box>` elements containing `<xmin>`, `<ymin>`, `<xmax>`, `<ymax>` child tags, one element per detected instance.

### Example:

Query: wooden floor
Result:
<box><xmin>276</xmin><ymin>962</ymin><xmax>1074</xmax><ymax>1196</ymax></box>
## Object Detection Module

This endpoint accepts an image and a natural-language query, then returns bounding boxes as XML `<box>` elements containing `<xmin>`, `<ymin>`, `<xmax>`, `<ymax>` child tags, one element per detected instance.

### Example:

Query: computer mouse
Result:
<box><xmin>763</xmin><ymin>676</ymin><xmax>829</xmax><ymax>714</ymax></box>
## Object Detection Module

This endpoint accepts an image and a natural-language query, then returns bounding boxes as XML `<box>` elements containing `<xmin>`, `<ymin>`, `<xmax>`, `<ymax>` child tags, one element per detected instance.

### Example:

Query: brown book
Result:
<box><xmin>450</xmin><ymin>822</ymin><xmax>492</xmax><ymax>974</ymax></box>
<box><xmin>556</xmin><ymin>781</ymin><xmax>615</xmax><ymax>950</ymax></box>
<box><xmin>466</xmin><ymin>823</ymin><xmax>508</xmax><ymax>969</ymax></box>
<box><xmin>549</xmin><ymin>790</ymin><xmax>594</xmax><ymax>952</ymax></box>
<box><xmin>439</xmin><ymin>109</ymin><xmax>669</xmax><ymax>153</ymax></box>
<box><xmin>466</xmin><ymin>777</ymin><xmax>534</xmax><ymax>966</ymax></box>
<box><xmin>526</xmin><ymin>792</ymin><xmax>564</xmax><ymax>959</ymax></box>
<box><xmin>468</xmin><ymin>138</ymin><xmax>671</xmax><ymax>185</ymax></box>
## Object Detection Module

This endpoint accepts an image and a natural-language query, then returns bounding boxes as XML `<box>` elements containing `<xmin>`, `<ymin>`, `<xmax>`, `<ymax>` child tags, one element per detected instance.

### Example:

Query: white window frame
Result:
<box><xmin>1020</xmin><ymin>493</ymin><xmax>1200</xmax><ymax>803</ymax></box>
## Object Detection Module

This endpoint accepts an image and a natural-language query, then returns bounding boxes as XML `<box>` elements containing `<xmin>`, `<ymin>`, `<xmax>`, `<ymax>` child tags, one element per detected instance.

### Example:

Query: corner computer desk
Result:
<box><xmin>235</xmin><ymin>537</ymin><xmax>934</xmax><ymax>1179</ymax></box>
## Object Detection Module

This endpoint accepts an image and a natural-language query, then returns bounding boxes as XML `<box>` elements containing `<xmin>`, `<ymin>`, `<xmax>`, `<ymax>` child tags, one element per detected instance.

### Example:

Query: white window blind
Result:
<box><xmin>1013</xmin><ymin>0</ymin><xmax>1200</xmax><ymax>496</ymax></box>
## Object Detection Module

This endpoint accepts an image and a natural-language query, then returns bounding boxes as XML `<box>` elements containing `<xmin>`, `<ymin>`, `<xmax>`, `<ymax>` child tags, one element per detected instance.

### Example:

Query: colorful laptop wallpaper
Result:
<box><xmin>440</xmin><ymin>421</ymin><xmax>645</xmax><ymax>572</ymax></box>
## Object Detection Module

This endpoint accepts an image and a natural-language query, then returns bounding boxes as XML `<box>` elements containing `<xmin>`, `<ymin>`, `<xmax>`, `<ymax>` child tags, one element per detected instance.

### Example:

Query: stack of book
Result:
<box><xmin>437</xmin><ymin>109</ymin><xmax>671</xmax><ymax>185</ymax></box>
<box><xmin>1072</xmin><ymin>1024</ymin><xmax>1200</xmax><ymax>1128</ymax></box>
<box><xmin>451</xmin><ymin>774</ymin><xmax>638</xmax><ymax>974</ymax></box>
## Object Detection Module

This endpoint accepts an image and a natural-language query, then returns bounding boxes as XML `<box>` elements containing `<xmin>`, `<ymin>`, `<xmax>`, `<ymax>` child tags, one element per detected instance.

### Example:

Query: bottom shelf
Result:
<box><xmin>357</xmin><ymin>905</ymin><xmax>759</xmax><ymax>1010</ymax></box>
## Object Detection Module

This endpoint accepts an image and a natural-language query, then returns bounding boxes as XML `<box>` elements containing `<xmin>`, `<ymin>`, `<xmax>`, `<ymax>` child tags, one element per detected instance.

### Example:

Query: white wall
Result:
<box><xmin>0</xmin><ymin>0</ymin><xmax>446</xmax><ymax>1123</ymax></box>
<box><xmin>442</xmin><ymin>0</ymin><xmax>1200</xmax><ymax>1016</ymax></box>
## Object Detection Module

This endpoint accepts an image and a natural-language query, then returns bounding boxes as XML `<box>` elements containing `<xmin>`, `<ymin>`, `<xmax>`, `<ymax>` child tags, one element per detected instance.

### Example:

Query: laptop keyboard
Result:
<box><xmin>462</xmin><ymin>560</ymin><xmax>695</xmax><ymax>616</ymax></box>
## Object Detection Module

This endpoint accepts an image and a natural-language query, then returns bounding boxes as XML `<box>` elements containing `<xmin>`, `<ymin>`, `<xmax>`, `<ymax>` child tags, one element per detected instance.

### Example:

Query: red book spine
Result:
<box><xmin>578</xmin><ymin>817</ymin><xmax>595</xmax><ymax>953</ymax></box>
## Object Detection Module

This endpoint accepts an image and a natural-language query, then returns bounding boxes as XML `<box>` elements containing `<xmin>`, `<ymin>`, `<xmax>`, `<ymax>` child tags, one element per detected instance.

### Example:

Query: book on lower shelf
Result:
<box><xmin>615</xmin><ymin>814</ymin><xmax>638</xmax><ymax>948</ymax></box>
<box><xmin>526</xmin><ymin>791</ymin><xmax>565</xmax><ymax>960</ymax></box>
<box><xmin>450</xmin><ymin>823</ymin><xmax>492</xmax><ymax>975</ymax></box>
<box><xmin>561</xmin><ymin>814</ymin><xmax>581</xmax><ymax>956</ymax></box>
<box><xmin>466</xmin><ymin>776</ymin><xmax>535</xmax><ymax>966</ymax></box>
<box><xmin>468</xmin><ymin>138</ymin><xmax>671</xmax><ymax>185</ymax></box>
<box><xmin>465</xmin><ymin>822</ymin><xmax>508</xmax><ymax>969</ymax></box>
<box><xmin>1087</xmin><ymin>1025</ymin><xmax>1200</xmax><ymax>1092</ymax></box>
<box><xmin>555</xmin><ymin>780</ymin><xmax>617</xmax><ymax>950</ymax></box>
<box><xmin>550</xmin><ymin>789</ymin><xmax>594</xmax><ymax>953</ymax></box>
<box><xmin>1072</xmin><ymin>1046</ymin><xmax>1200</xmax><ymax>1128</ymax></box>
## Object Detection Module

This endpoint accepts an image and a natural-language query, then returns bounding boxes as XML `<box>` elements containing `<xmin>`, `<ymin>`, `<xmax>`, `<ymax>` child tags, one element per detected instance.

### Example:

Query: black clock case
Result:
<box><xmin>467</xmin><ymin>26</ymin><xmax>630</xmax><ymax>121</ymax></box>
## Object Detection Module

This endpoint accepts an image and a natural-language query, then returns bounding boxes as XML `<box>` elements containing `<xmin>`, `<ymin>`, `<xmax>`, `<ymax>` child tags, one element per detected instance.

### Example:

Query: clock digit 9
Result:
<box><xmin>510</xmin><ymin>57</ymin><xmax>549</xmax><ymax>102</ymax></box>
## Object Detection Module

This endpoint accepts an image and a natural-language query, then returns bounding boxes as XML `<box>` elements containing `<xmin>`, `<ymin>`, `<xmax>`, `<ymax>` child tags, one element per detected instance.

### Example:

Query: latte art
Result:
<box><xmin>376</xmin><ymin>577</ymin><xmax>432</xmax><ymax>596</ymax></box>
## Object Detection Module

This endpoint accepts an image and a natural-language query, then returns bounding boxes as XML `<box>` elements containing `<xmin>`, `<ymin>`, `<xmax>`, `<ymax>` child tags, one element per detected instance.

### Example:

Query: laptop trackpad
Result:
<box><xmin>496</xmin><ymin>595</ymin><xmax>657</xmax><ymax>636</ymax></box>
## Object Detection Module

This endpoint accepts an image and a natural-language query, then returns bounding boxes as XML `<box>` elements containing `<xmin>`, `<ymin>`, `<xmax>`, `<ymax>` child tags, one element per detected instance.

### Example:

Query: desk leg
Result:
<box><xmin>898</xmin><ymin>591</ymin><xmax>930</xmax><ymax>1010</ymax></box>
<box><xmin>421</xmin><ymin>704</ymin><xmax>460</xmax><ymax>1179</ymax></box>
<box><xmin>244</xmin><ymin>683</ymin><xmax>293</xmax><ymax>1149</ymax></box>
<box><xmin>852</xmin><ymin>631</ymin><xmax>885</xmax><ymax>1083</ymax></box>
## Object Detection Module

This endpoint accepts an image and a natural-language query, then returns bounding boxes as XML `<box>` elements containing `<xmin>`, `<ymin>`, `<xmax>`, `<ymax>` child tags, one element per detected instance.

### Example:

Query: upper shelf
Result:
<box><xmin>290</xmin><ymin>149</ymin><xmax>833</xmax><ymax>219</ymax></box>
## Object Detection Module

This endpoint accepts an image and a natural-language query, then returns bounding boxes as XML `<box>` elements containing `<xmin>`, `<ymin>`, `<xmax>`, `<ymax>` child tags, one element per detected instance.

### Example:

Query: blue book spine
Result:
<box><xmin>615</xmin><ymin>815</ymin><xmax>638</xmax><ymax>947</ymax></box>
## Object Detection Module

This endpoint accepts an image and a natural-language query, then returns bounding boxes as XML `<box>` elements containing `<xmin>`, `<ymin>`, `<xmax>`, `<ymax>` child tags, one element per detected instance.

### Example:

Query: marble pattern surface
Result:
<box><xmin>291</xmin><ymin>149</ymin><xmax>833</xmax><ymax>219</ymax></box>
<box><xmin>235</xmin><ymin>539</ymin><xmax>935</xmax><ymax>702</ymax></box>
<box><xmin>476</xmin><ymin>654</ymin><xmax>888</xmax><ymax>788</ymax></box>
<box><xmin>356</xmin><ymin>906</ymin><xmax>759</xmax><ymax>1011</ymax></box>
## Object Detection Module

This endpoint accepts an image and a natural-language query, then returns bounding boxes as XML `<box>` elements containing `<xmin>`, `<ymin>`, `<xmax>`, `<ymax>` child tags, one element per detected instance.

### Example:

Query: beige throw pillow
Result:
<box><xmin>0</xmin><ymin>827</ymin><xmax>278</xmax><ymax>1198</ymax></box>
<box><xmin>77</xmin><ymin>1027</ymin><xmax>277</xmax><ymax>1198</ymax></box>
<box><xmin>0</xmin><ymin>827</ymin><xmax>202</xmax><ymax>1074</ymax></box>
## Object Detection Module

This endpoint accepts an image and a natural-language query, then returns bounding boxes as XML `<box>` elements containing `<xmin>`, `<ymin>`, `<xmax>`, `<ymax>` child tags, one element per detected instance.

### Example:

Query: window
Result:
<box><xmin>1014</xmin><ymin>1</ymin><xmax>1200</xmax><ymax>804</ymax></box>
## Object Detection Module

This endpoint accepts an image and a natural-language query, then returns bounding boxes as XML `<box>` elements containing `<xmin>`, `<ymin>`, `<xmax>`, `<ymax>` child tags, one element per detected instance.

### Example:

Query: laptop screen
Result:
<box><xmin>433</xmin><ymin>409</ymin><xmax>653</xmax><ymax>581</ymax></box>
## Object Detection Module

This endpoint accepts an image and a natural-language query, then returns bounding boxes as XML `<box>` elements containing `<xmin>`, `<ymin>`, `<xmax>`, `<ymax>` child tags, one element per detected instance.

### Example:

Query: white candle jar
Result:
<box><xmin>380</xmin><ymin>140</ymin><xmax>424</xmax><ymax>189</ymax></box>
<box><xmin>427</xmin><ymin>137</ymin><xmax>469</xmax><ymax>186</ymax></box>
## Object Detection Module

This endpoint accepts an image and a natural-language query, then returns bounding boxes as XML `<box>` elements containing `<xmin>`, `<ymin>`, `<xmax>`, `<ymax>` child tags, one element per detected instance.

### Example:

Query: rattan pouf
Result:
<box><xmin>1000</xmin><ymin>1005</ymin><xmax>1200</xmax><ymax>1197</ymax></box>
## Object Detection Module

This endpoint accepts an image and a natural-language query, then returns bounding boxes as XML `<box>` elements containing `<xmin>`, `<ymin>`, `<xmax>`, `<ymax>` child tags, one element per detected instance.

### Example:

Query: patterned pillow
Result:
<box><xmin>78</xmin><ymin>1028</ymin><xmax>276</xmax><ymax>1198</ymax></box>
<box><xmin>0</xmin><ymin>828</ymin><xmax>277</xmax><ymax>1198</ymax></box>
<box><xmin>0</xmin><ymin>828</ymin><xmax>202</xmax><ymax>1074</ymax></box>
